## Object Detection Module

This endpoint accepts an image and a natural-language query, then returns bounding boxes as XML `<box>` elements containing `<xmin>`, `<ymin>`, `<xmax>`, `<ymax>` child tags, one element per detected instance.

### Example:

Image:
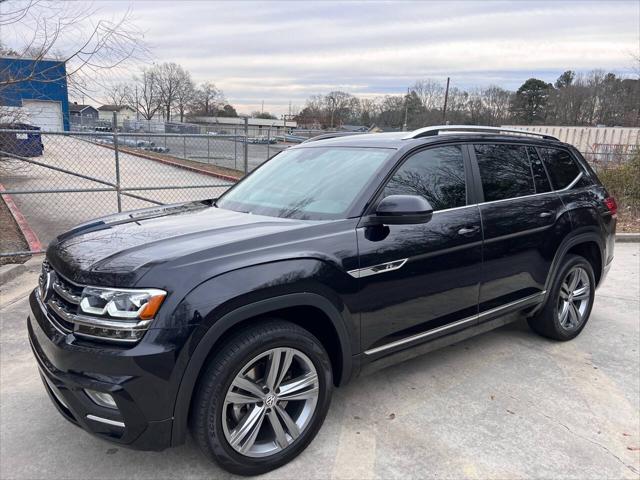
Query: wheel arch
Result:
<box><xmin>170</xmin><ymin>292</ymin><xmax>354</xmax><ymax>447</ymax></box>
<box><xmin>545</xmin><ymin>230</ymin><xmax>605</xmax><ymax>293</ymax></box>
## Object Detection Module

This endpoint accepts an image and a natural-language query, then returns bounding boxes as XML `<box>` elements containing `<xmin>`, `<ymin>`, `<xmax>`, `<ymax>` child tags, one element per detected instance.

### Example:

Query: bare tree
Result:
<box><xmin>324</xmin><ymin>91</ymin><xmax>359</xmax><ymax>128</ymax></box>
<box><xmin>411</xmin><ymin>79</ymin><xmax>445</xmax><ymax>111</ymax></box>
<box><xmin>174</xmin><ymin>73</ymin><xmax>195</xmax><ymax>122</ymax></box>
<box><xmin>0</xmin><ymin>0</ymin><xmax>148</xmax><ymax>99</ymax></box>
<box><xmin>153</xmin><ymin>62</ymin><xmax>191</xmax><ymax>121</ymax></box>
<box><xmin>105</xmin><ymin>83</ymin><xmax>132</xmax><ymax>107</ymax></box>
<box><xmin>190</xmin><ymin>82</ymin><xmax>225</xmax><ymax>116</ymax></box>
<box><xmin>129</xmin><ymin>68</ymin><xmax>161</xmax><ymax>121</ymax></box>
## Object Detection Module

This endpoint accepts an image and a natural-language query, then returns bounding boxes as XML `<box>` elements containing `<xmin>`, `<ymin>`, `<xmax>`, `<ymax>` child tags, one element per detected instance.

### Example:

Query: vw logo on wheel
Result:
<box><xmin>264</xmin><ymin>394</ymin><xmax>276</xmax><ymax>408</ymax></box>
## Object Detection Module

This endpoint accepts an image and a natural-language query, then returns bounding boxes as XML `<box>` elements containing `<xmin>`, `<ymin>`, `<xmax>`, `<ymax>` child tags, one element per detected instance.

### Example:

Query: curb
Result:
<box><xmin>93</xmin><ymin>141</ymin><xmax>242</xmax><ymax>182</ymax></box>
<box><xmin>0</xmin><ymin>184</ymin><xmax>42</xmax><ymax>252</ymax></box>
<box><xmin>616</xmin><ymin>233</ymin><xmax>640</xmax><ymax>243</ymax></box>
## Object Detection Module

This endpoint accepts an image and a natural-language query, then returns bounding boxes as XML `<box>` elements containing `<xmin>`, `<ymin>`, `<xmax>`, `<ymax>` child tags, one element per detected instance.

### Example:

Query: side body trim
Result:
<box><xmin>348</xmin><ymin>258</ymin><xmax>408</xmax><ymax>278</ymax></box>
<box><xmin>364</xmin><ymin>291</ymin><xmax>546</xmax><ymax>356</ymax></box>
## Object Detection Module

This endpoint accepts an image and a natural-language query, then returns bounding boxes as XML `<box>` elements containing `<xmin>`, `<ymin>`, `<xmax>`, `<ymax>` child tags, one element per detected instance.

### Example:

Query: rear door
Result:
<box><xmin>471</xmin><ymin>143</ymin><xmax>569</xmax><ymax>316</ymax></box>
<box><xmin>356</xmin><ymin>144</ymin><xmax>483</xmax><ymax>355</ymax></box>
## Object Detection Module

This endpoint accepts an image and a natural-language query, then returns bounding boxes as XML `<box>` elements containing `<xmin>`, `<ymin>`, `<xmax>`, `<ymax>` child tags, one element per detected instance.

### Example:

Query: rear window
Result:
<box><xmin>540</xmin><ymin>148</ymin><xmax>585</xmax><ymax>189</ymax></box>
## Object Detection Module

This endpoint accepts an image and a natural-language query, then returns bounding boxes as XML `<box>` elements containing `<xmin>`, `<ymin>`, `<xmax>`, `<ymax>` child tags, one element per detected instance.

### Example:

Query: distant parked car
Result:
<box><xmin>0</xmin><ymin>123</ymin><xmax>44</xmax><ymax>157</ymax></box>
<box><xmin>29</xmin><ymin>126</ymin><xmax>616</xmax><ymax>475</ymax></box>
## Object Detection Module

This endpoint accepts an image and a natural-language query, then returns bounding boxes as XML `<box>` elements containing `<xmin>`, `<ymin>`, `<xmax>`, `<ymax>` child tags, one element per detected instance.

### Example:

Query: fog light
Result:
<box><xmin>84</xmin><ymin>389</ymin><xmax>117</xmax><ymax>409</ymax></box>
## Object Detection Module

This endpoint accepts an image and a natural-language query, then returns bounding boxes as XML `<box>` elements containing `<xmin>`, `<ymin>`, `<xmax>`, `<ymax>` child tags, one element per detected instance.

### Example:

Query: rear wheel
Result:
<box><xmin>528</xmin><ymin>254</ymin><xmax>596</xmax><ymax>340</ymax></box>
<box><xmin>191</xmin><ymin>320</ymin><xmax>333</xmax><ymax>475</ymax></box>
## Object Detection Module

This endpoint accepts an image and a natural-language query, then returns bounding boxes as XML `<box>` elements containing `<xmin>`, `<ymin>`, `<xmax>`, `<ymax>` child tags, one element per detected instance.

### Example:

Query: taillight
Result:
<box><xmin>604</xmin><ymin>197</ymin><xmax>617</xmax><ymax>216</ymax></box>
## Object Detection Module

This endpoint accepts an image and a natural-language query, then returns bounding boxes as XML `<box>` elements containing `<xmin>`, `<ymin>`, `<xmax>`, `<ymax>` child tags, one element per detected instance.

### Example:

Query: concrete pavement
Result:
<box><xmin>1</xmin><ymin>244</ymin><xmax>639</xmax><ymax>479</ymax></box>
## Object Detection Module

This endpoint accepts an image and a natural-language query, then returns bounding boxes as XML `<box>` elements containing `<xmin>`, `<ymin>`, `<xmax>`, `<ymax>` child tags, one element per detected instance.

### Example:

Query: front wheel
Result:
<box><xmin>528</xmin><ymin>254</ymin><xmax>596</xmax><ymax>341</ymax></box>
<box><xmin>191</xmin><ymin>320</ymin><xmax>333</xmax><ymax>476</ymax></box>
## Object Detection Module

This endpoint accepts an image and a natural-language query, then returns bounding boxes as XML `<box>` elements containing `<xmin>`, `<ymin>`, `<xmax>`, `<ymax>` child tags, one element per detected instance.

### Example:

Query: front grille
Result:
<box><xmin>39</xmin><ymin>261</ymin><xmax>84</xmax><ymax>332</ymax></box>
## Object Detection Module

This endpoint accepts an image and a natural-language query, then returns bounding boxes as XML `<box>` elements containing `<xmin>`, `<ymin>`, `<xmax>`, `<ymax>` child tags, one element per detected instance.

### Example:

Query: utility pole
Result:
<box><xmin>261</xmin><ymin>100</ymin><xmax>264</xmax><ymax>113</ymax></box>
<box><xmin>442</xmin><ymin>77</ymin><xmax>450</xmax><ymax>123</ymax></box>
<box><xmin>135</xmin><ymin>85</ymin><xmax>139</xmax><ymax>120</ymax></box>
<box><xmin>402</xmin><ymin>87</ymin><xmax>409</xmax><ymax>131</ymax></box>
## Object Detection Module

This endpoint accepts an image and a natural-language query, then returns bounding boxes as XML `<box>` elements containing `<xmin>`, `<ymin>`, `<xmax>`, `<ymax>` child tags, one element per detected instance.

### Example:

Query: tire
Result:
<box><xmin>191</xmin><ymin>320</ymin><xmax>333</xmax><ymax>476</ymax></box>
<box><xmin>528</xmin><ymin>254</ymin><xmax>596</xmax><ymax>341</ymax></box>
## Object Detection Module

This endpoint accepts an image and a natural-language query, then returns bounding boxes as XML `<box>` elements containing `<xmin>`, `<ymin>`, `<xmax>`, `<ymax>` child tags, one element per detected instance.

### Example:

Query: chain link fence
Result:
<box><xmin>0</xmin><ymin>129</ymin><xmax>245</xmax><ymax>257</ymax></box>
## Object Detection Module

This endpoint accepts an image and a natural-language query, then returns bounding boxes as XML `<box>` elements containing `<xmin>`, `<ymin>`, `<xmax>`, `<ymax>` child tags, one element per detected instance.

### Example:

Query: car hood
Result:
<box><xmin>47</xmin><ymin>201</ymin><xmax>313</xmax><ymax>286</ymax></box>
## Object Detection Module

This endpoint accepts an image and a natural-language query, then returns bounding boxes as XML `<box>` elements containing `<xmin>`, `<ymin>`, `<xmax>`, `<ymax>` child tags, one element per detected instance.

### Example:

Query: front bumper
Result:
<box><xmin>27</xmin><ymin>289</ymin><xmax>177</xmax><ymax>451</ymax></box>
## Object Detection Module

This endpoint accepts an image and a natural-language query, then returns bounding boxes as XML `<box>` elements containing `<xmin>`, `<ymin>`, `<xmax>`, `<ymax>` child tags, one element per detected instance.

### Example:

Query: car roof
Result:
<box><xmin>291</xmin><ymin>131</ymin><xmax>568</xmax><ymax>150</ymax></box>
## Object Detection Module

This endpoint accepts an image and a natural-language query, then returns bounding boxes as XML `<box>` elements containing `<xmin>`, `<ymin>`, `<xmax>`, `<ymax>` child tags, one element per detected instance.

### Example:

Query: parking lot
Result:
<box><xmin>1</xmin><ymin>242</ymin><xmax>638</xmax><ymax>479</ymax></box>
<box><xmin>118</xmin><ymin>134</ymin><xmax>288</xmax><ymax>172</ymax></box>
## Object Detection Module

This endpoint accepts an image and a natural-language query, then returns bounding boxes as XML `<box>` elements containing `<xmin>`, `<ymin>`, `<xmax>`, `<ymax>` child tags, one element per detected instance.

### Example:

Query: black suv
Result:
<box><xmin>28</xmin><ymin>126</ymin><xmax>616</xmax><ymax>475</ymax></box>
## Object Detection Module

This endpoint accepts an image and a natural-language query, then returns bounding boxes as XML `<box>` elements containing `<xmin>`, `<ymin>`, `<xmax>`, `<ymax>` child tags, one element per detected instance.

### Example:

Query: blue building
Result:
<box><xmin>0</xmin><ymin>57</ymin><xmax>70</xmax><ymax>131</ymax></box>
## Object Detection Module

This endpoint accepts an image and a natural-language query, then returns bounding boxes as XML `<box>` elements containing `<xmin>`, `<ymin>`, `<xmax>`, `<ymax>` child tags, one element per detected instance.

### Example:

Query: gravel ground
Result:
<box><xmin>0</xmin><ymin>197</ymin><xmax>29</xmax><ymax>265</ymax></box>
<box><xmin>0</xmin><ymin>243</ymin><xmax>638</xmax><ymax>480</ymax></box>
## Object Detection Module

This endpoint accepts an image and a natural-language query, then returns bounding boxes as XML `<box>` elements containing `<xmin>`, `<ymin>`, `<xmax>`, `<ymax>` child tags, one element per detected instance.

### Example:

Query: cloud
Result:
<box><xmin>6</xmin><ymin>0</ymin><xmax>639</xmax><ymax>115</ymax></box>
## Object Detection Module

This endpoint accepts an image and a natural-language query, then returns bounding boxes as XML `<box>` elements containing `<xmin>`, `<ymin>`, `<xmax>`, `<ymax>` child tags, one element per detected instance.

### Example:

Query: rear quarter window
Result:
<box><xmin>540</xmin><ymin>148</ymin><xmax>589</xmax><ymax>190</ymax></box>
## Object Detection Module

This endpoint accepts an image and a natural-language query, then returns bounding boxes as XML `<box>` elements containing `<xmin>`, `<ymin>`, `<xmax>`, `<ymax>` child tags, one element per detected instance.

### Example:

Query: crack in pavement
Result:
<box><xmin>501</xmin><ymin>391</ymin><xmax>639</xmax><ymax>476</ymax></box>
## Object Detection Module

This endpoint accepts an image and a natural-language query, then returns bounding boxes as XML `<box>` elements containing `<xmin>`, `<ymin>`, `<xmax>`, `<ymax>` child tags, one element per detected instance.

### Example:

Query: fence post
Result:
<box><xmin>183</xmin><ymin>136</ymin><xmax>187</xmax><ymax>159</ymax></box>
<box><xmin>207</xmin><ymin>135</ymin><xmax>210</xmax><ymax>164</ymax></box>
<box><xmin>243</xmin><ymin>117</ymin><xmax>249</xmax><ymax>174</ymax></box>
<box><xmin>113</xmin><ymin>130</ymin><xmax>122</xmax><ymax>212</ymax></box>
<box><xmin>267</xmin><ymin>127</ymin><xmax>270</xmax><ymax>160</ymax></box>
<box><xmin>234</xmin><ymin>127</ymin><xmax>238</xmax><ymax>169</ymax></box>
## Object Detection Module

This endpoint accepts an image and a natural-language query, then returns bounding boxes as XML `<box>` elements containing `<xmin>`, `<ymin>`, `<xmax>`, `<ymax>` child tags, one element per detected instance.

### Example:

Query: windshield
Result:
<box><xmin>216</xmin><ymin>147</ymin><xmax>393</xmax><ymax>220</ymax></box>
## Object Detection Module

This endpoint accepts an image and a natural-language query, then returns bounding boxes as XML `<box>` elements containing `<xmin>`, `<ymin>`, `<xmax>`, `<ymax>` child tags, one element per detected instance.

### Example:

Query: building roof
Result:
<box><xmin>191</xmin><ymin>116</ymin><xmax>297</xmax><ymax>128</ymax></box>
<box><xmin>98</xmin><ymin>104</ymin><xmax>134</xmax><ymax>112</ymax></box>
<box><xmin>339</xmin><ymin>124</ymin><xmax>370</xmax><ymax>132</ymax></box>
<box><xmin>69</xmin><ymin>103</ymin><xmax>97</xmax><ymax>113</ymax></box>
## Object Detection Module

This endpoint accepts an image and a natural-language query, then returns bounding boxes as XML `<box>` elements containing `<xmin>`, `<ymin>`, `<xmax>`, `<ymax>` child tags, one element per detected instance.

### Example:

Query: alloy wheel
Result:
<box><xmin>557</xmin><ymin>266</ymin><xmax>591</xmax><ymax>331</ymax></box>
<box><xmin>222</xmin><ymin>347</ymin><xmax>319</xmax><ymax>458</ymax></box>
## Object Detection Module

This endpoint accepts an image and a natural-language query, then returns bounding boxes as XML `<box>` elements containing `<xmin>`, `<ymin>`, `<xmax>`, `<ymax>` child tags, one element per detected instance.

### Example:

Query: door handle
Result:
<box><xmin>539</xmin><ymin>211</ymin><xmax>555</xmax><ymax>218</ymax></box>
<box><xmin>458</xmin><ymin>226</ymin><xmax>479</xmax><ymax>236</ymax></box>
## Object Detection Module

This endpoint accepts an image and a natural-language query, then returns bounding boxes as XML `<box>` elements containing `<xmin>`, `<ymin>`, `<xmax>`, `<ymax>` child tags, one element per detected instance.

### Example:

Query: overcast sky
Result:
<box><xmin>6</xmin><ymin>0</ymin><xmax>640</xmax><ymax>115</ymax></box>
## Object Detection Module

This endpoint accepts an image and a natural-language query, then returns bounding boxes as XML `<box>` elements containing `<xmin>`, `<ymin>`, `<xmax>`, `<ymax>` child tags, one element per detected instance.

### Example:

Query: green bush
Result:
<box><xmin>596</xmin><ymin>152</ymin><xmax>640</xmax><ymax>230</ymax></box>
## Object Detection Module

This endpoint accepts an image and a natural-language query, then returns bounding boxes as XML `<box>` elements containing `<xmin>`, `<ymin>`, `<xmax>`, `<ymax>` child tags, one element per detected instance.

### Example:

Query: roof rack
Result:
<box><xmin>402</xmin><ymin>125</ymin><xmax>559</xmax><ymax>141</ymax></box>
<box><xmin>301</xmin><ymin>132</ymin><xmax>365</xmax><ymax>143</ymax></box>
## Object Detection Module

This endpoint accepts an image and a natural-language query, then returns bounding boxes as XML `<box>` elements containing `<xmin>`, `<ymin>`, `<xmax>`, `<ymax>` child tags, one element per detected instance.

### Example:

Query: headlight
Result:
<box><xmin>71</xmin><ymin>287</ymin><xmax>166</xmax><ymax>343</ymax></box>
<box><xmin>80</xmin><ymin>287</ymin><xmax>166</xmax><ymax>319</ymax></box>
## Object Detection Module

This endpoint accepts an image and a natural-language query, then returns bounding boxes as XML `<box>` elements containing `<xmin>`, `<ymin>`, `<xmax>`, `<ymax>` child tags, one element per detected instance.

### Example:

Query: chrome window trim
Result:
<box><xmin>364</xmin><ymin>291</ymin><xmax>546</xmax><ymax>356</ymax></box>
<box><xmin>429</xmin><ymin>172</ymin><xmax>584</xmax><ymax>215</ymax></box>
<box><xmin>86</xmin><ymin>414</ymin><xmax>125</xmax><ymax>428</ymax></box>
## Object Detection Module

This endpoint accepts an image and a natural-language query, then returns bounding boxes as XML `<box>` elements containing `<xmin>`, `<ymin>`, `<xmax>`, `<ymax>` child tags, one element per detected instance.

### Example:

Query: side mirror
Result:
<box><xmin>372</xmin><ymin>195</ymin><xmax>434</xmax><ymax>225</ymax></box>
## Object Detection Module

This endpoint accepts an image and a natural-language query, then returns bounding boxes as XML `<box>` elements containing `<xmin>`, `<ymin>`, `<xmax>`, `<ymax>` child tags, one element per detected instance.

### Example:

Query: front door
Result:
<box><xmin>356</xmin><ymin>144</ymin><xmax>483</xmax><ymax>355</ymax></box>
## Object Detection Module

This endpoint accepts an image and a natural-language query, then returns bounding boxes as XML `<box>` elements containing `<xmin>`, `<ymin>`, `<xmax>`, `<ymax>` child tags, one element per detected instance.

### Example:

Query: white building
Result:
<box><xmin>191</xmin><ymin>116</ymin><xmax>297</xmax><ymax>137</ymax></box>
<box><xmin>98</xmin><ymin>105</ymin><xmax>137</xmax><ymax>126</ymax></box>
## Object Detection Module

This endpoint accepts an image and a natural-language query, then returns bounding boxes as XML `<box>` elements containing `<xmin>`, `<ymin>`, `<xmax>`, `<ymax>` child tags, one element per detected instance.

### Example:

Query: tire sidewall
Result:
<box><xmin>547</xmin><ymin>255</ymin><xmax>596</xmax><ymax>340</ymax></box>
<box><xmin>204</xmin><ymin>326</ymin><xmax>333</xmax><ymax>475</ymax></box>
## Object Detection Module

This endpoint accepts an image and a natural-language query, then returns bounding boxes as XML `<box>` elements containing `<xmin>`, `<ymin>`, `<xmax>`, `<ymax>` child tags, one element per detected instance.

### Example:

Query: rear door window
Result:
<box><xmin>474</xmin><ymin>144</ymin><xmax>536</xmax><ymax>201</ymax></box>
<box><xmin>540</xmin><ymin>148</ymin><xmax>584</xmax><ymax>189</ymax></box>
